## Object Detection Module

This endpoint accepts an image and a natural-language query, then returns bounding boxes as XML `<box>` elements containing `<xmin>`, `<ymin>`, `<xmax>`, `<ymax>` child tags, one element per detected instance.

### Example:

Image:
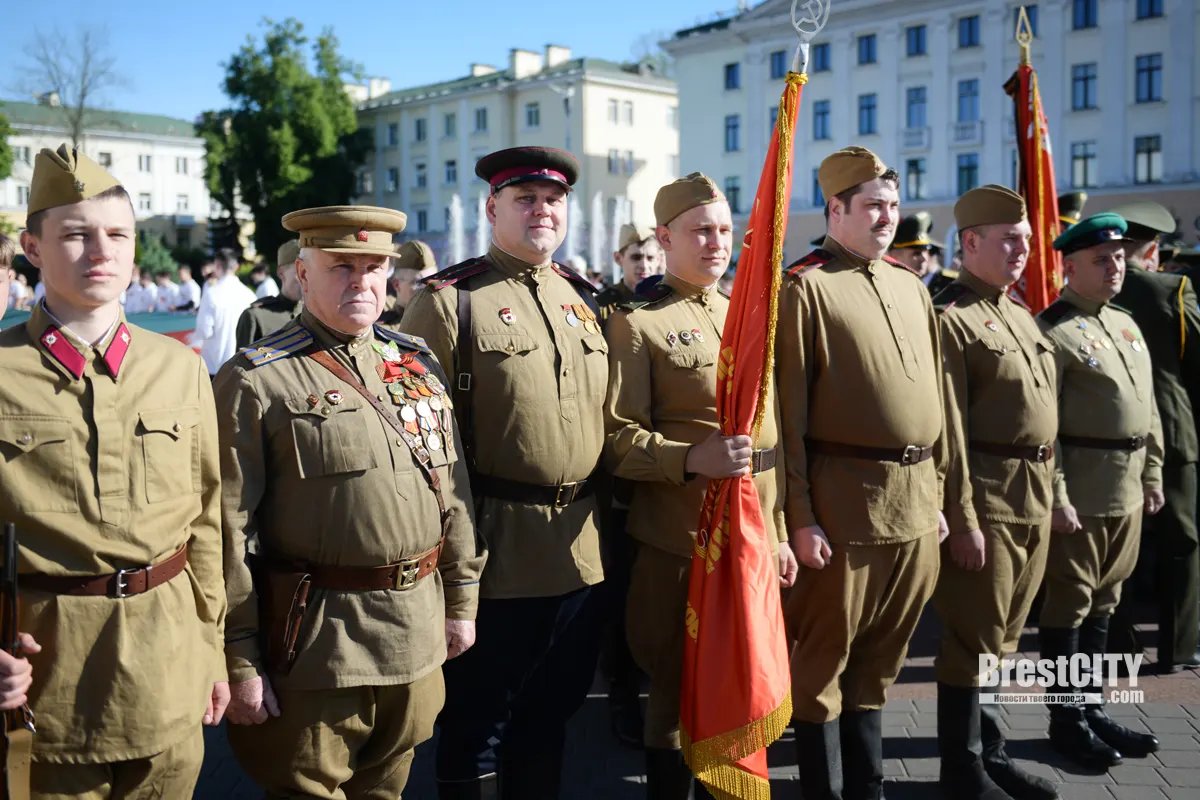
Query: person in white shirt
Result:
<box><xmin>250</xmin><ymin>263</ymin><xmax>280</xmax><ymax>299</ymax></box>
<box><xmin>33</xmin><ymin>280</ymin><xmax>46</xmax><ymax>305</ymax></box>
<box><xmin>154</xmin><ymin>270</ymin><xmax>180</xmax><ymax>312</ymax></box>
<box><xmin>176</xmin><ymin>265</ymin><xmax>203</xmax><ymax>312</ymax></box>
<box><xmin>191</xmin><ymin>248</ymin><xmax>256</xmax><ymax>375</ymax></box>
<box><xmin>8</xmin><ymin>271</ymin><xmax>29</xmax><ymax>310</ymax></box>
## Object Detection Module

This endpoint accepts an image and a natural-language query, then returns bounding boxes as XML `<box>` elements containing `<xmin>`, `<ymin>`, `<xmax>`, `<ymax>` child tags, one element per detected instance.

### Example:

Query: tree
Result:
<box><xmin>200</xmin><ymin>18</ymin><xmax>372</xmax><ymax>260</ymax></box>
<box><xmin>631</xmin><ymin>31</ymin><xmax>675</xmax><ymax>78</ymax></box>
<box><xmin>0</xmin><ymin>109</ymin><xmax>13</xmax><ymax>182</ymax></box>
<box><xmin>14</xmin><ymin>26</ymin><xmax>127</xmax><ymax>149</ymax></box>
<box><xmin>138</xmin><ymin>234</ymin><xmax>177</xmax><ymax>275</ymax></box>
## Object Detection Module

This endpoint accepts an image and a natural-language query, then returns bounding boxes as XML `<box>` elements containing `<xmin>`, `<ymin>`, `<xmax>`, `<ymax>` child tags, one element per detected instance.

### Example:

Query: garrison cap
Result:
<box><xmin>475</xmin><ymin>146</ymin><xmax>579</xmax><ymax>193</ymax></box>
<box><xmin>954</xmin><ymin>184</ymin><xmax>1027</xmax><ymax>231</ymax></box>
<box><xmin>28</xmin><ymin>144</ymin><xmax>122</xmax><ymax>215</ymax></box>
<box><xmin>282</xmin><ymin>205</ymin><xmax>405</xmax><ymax>259</ymax></box>
<box><xmin>654</xmin><ymin>172</ymin><xmax>725</xmax><ymax>226</ymax></box>
<box><xmin>891</xmin><ymin>211</ymin><xmax>943</xmax><ymax>251</ymax></box>
<box><xmin>618</xmin><ymin>222</ymin><xmax>657</xmax><ymax>251</ymax></box>
<box><xmin>1058</xmin><ymin>191</ymin><xmax>1088</xmax><ymax>226</ymax></box>
<box><xmin>1053</xmin><ymin>212</ymin><xmax>1128</xmax><ymax>256</ymax></box>
<box><xmin>393</xmin><ymin>239</ymin><xmax>437</xmax><ymax>273</ymax></box>
<box><xmin>817</xmin><ymin>146</ymin><xmax>887</xmax><ymax>200</ymax></box>
<box><xmin>277</xmin><ymin>240</ymin><xmax>301</xmax><ymax>269</ymax></box>
<box><xmin>1107</xmin><ymin>200</ymin><xmax>1176</xmax><ymax>242</ymax></box>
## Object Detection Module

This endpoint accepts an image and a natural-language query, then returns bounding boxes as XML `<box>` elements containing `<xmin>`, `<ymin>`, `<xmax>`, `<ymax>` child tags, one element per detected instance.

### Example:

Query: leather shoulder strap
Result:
<box><xmin>617</xmin><ymin>281</ymin><xmax>673</xmax><ymax>312</ymax></box>
<box><xmin>1037</xmin><ymin>298</ymin><xmax>1074</xmax><ymax>326</ymax></box>
<box><xmin>425</xmin><ymin>258</ymin><xmax>491</xmax><ymax>292</ymax></box>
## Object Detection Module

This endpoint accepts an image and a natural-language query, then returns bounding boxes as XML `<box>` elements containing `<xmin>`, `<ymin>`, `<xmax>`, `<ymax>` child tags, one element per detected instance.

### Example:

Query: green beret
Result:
<box><xmin>1053</xmin><ymin>212</ymin><xmax>1128</xmax><ymax>256</ymax></box>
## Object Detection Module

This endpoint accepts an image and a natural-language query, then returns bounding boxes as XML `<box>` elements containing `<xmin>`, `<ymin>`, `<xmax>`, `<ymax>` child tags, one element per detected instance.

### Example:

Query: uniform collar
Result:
<box><xmin>301</xmin><ymin>307</ymin><xmax>373</xmax><ymax>355</ymax></box>
<box><xmin>1060</xmin><ymin>286</ymin><xmax>1106</xmax><ymax>316</ymax></box>
<box><xmin>487</xmin><ymin>242</ymin><xmax>550</xmax><ymax>280</ymax></box>
<box><xmin>29</xmin><ymin>301</ymin><xmax>132</xmax><ymax>382</ymax></box>
<box><xmin>824</xmin><ymin>236</ymin><xmax>876</xmax><ymax>270</ymax></box>
<box><xmin>663</xmin><ymin>269</ymin><xmax>717</xmax><ymax>300</ymax></box>
<box><xmin>960</xmin><ymin>268</ymin><xmax>1005</xmax><ymax>304</ymax></box>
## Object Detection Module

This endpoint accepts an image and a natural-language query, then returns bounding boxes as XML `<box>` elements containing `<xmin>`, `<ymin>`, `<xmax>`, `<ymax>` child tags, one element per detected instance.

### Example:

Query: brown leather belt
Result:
<box><xmin>474</xmin><ymin>475</ymin><xmax>594</xmax><ymax>508</ymax></box>
<box><xmin>970</xmin><ymin>442</ymin><xmax>1055</xmax><ymax>462</ymax></box>
<box><xmin>295</xmin><ymin>541</ymin><xmax>443</xmax><ymax>592</ymax></box>
<box><xmin>751</xmin><ymin>447</ymin><xmax>778</xmax><ymax>474</ymax></box>
<box><xmin>21</xmin><ymin>546</ymin><xmax>188</xmax><ymax>599</ymax></box>
<box><xmin>806</xmin><ymin>439</ymin><xmax>934</xmax><ymax>465</ymax></box>
<box><xmin>1059</xmin><ymin>434</ymin><xmax>1147</xmax><ymax>452</ymax></box>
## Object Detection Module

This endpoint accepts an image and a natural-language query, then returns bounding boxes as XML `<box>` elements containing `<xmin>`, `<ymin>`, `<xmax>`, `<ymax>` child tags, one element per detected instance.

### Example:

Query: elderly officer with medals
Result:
<box><xmin>215</xmin><ymin>205</ymin><xmax>485</xmax><ymax>797</ymax></box>
<box><xmin>400</xmin><ymin>147</ymin><xmax>609</xmax><ymax>799</ymax></box>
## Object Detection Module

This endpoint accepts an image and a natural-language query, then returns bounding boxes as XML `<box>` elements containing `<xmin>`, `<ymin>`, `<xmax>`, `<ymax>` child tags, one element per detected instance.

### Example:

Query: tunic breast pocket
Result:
<box><xmin>475</xmin><ymin>332</ymin><xmax>541</xmax><ymax>396</ymax></box>
<box><xmin>666</xmin><ymin>348</ymin><xmax>717</xmax><ymax>388</ymax></box>
<box><xmin>138</xmin><ymin>407</ymin><xmax>201</xmax><ymax>504</ymax></box>
<box><xmin>287</xmin><ymin>401</ymin><xmax>379</xmax><ymax>479</ymax></box>
<box><xmin>0</xmin><ymin>418</ymin><xmax>77</xmax><ymax>513</ymax></box>
<box><xmin>580</xmin><ymin>333</ymin><xmax>610</xmax><ymax>399</ymax></box>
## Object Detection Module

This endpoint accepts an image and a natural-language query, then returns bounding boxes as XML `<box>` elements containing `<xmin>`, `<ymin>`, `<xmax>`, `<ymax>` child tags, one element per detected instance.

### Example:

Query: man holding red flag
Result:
<box><xmin>778</xmin><ymin>146</ymin><xmax>945</xmax><ymax>800</ymax></box>
<box><xmin>603</xmin><ymin>173</ymin><xmax>794</xmax><ymax>799</ymax></box>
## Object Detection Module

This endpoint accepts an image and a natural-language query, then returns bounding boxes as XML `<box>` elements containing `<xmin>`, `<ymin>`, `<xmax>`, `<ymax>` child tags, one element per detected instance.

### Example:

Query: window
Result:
<box><xmin>769</xmin><ymin>105</ymin><xmax>779</xmax><ymax>136</ymax></box>
<box><xmin>414</xmin><ymin>163</ymin><xmax>427</xmax><ymax>189</ymax></box>
<box><xmin>725</xmin><ymin>177</ymin><xmax>741</xmax><ymax>214</ymax></box>
<box><xmin>812</xmin><ymin>43</ymin><xmax>830</xmax><ymax>72</ymax></box>
<box><xmin>1134</xmin><ymin>135</ymin><xmax>1162</xmax><ymax>184</ymax></box>
<box><xmin>12</xmin><ymin>145</ymin><xmax>31</xmax><ymax>164</ymax></box>
<box><xmin>906</xmin><ymin>87</ymin><xmax>927</xmax><ymax>129</ymax></box>
<box><xmin>138</xmin><ymin>192</ymin><xmax>152</xmax><ymax>211</ymax></box>
<box><xmin>858</xmin><ymin>94</ymin><xmax>877</xmax><ymax>135</ymax></box>
<box><xmin>138</xmin><ymin>154</ymin><xmax>152</xmax><ymax>173</ymax></box>
<box><xmin>857</xmin><ymin>34</ymin><xmax>877</xmax><ymax>65</ymax></box>
<box><xmin>608</xmin><ymin>150</ymin><xmax>620</xmax><ymax>174</ymax></box>
<box><xmin>905</xmin><ymin>158</ymin><xmax>927</xmax><ymax>201</ymax></box>
<box><xmin>724</xmin><ymin>63</ymin><xmax>741</xmax><ymax>90</ymax></box>
<box><xmin>623</xmin><ymin>101</ymin><xmax>634</xmax><ymax>125</ymax></box>
<box><xmin>17</xmin><ymin>186</ymin><xmax>30</xmax><ymax>206</ymax></box>
<box><xmin>416</xmin><ymin>209</ymin><xmax>428</xmax><ymax>233</ymax></box>
<box><xmin>770</xmin><ymin>50</ymin><xmax>787</xmax><ymax>79</ymax></box>
<box><xmin>906</xmin><ymin>25</ymin><xmax>926</xmax><ymax>57</ymax></box>
<box><xmin>958</xmin><ymin>79</ymin><xmax>980</xmax><ymax>122</ymax></box>
<box><xmin>957</xmin><ymin>153</ymin><xmax>980</xmax><ymax>194</ymax></box>
<box><xmin>1073</xmin><ymin>0</ymin><xmax>1097</xmax><ymax>29</ymax></box>
<box><xmin>1014</xmin><ymin>5</ymin><xmax>1039</xmax><ymax>37</ymax></box>
<box><xmin>724</xmin><ymin>114</ymin><xmax>740</xmax><ymax>152</ymax></box>
<box><xmin>175</xmin><ymin>156</ymin><xmax>188</xmax><ymax>175</ymax></box>
<box><xmin>624</xmin><ymin>150</ymin><xmax>634</xmax><ymax>175</ymax></box>
<box><xmin>414</xmin><ymin>118</ymin><xmax>427</xmax><ymax>142</ymax></box>
<box><xmin>1070</xmin><ymin>141</ymin><xmax>1098</xmax><ymax>188</ymax></box>
<box><xmin>386</xmin><ymin>168</ymin><xmax>399</xmax><ymax>193</ymax></box>
<box><xmin>176</xmin><ymin>194</ymin><xmax>189</xmax><ymax>212</ymax></box>
<box><xmin>1136</xmin><ymin>54</ymin><xmax>1163</xmax><ymax>103</ymax></box>
<box><xmin>474</xmin><ymin>107</ymin><xmax>488</xmax><ymax>132</ymax></box>
<box><xmin>1136</xmin><ymin>0</ymin><xmax>1162</xmax><ymax>20</ymax></box>
<box><xmin>812</xmin><ymin>168</ymin><xmax>823</xmax><ymax>207</ymax></box>
<box><xmin>98</xmin><ymin>152</ymin><xmax>112</xmax><ymax>168</ymax></box>
<box><xmin>1072</xmin><ymin>64</ymin><xmax>1098</xmax><ymax>110</ymax></box>
<box><xmin>387</xmin><ymin>123</ymin><xmax>399</xmax><ymax>147</ymax></box>
<box><xmin>445</xmin><ymin>113</ymin><xmax>457</xmax><ymax>138</ymax></box>
<box><xmin>608</xmin><ymin>98</ymin><xmax>619</xmax><ymax>123</ymax></box>
<box><xmin>525</xmin><ymin>102</ymin><xmax>540</xmax><ymax>128</ymax></box>
<box><xmin>668</xmin><ymin>106</ymin><xmax>678</xmax><ymax>129</ymax></box>
<box><xmin>958</xmin><ymin>15</ymin><xmax>981</xmax><ymax>48</ymax></box>
<box><xmin>441</xmin><ymin>160</ymin><xmax>456</xmax><ymax>184</ymax></box>
<box><xmin>356</xmin><ymin>171</ymin><xmax>373</xmax><ymax>195</ymax></box>
<box><xmin>813</xmin><ymin>100</ymin><xmax>831</xmax><ymax>140</ymax></box>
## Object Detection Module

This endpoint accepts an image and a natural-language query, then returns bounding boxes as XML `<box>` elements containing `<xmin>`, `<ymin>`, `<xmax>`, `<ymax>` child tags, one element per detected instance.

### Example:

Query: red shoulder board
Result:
<box><xmin>552</xmin><ymin>261</ymin><xmax>598</xmax><ymax>296</ymax></box>
<box><xmin>785</xmin><ymin>248</ymin><xmax>834</xmax><ymax>278</ymax></box>
<box><xmin>884</xmin><ymin>254</ymin><xmax>919</xmax><ymax>276</ymax></box>
<box><xmin>425</xmin><ymin>258</ymin><xmax>491</xmax><ymax>291</ymax></box>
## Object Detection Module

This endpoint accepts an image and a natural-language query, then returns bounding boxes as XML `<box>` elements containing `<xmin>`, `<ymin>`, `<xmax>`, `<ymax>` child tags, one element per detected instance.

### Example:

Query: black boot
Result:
<box><xmin>1040</xmin><ymin>626</ymin><xmax>1122</xmax><ymax>770</ymax></box>
<box><xmin>500</xmin><ymin>744</ymin><xmax>563</xmax><ymax>800</ymax></box>
<box><xmin>793</xmin><ymin>719</ymin><xmax>844</xmax><ymax>800</ymax></box>
<box><xmin>841</xmin><ymin>709</ymin><xmax>885</xmax><ymax>800</ymax></box>
<box><xmin>438</xmin><ymin>774</ymin><xmax>500</xmax><ymax>800</ymax></box>
<box><xmin>609</xmin><ymin>681</ymin><xmax>646</xmax><ymax>749</ymax></box>
<box><xmin>1078</xmin><ymin>616</ymin><xmax>1159</xmax><ymax>758</ymax></box>
<box><xmin>979</xmin><ymin>701</ymin><xmax>1059</xmax><ymax>799</ymax></box>
<box><xmin>937</xmin><ymin>683</ymin><xmax>1013</xmax><ymax>800</ymax></box>
<box><xmin>645</xmin><ymin>748</ymin><xmax>692</xmax><ymax>800</ymax></box>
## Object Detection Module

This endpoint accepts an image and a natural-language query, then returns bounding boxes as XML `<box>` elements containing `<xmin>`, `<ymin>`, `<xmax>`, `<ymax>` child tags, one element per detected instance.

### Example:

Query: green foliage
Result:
<box><xmin>138</xmin><ymin>234</ymin><xmax>177</xmax><ymax>275</ymax></box>
<box><xmin>170</xmin><ymin>244</ymin><xmax>209</xmax><ymax>270</ymax></box>
<box><xmin>0</xmin><ymin>109</ymin><xmax>12</xmax><ymax>182</ymax></box>
<box><xmin>199</xmin><ymin>18</ymin><xmax>371</xmax><ymax>261</ymax></box>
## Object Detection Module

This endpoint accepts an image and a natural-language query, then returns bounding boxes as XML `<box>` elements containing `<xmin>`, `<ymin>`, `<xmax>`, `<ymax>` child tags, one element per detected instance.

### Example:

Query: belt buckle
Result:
<box><xmin>1036</xmin><ymin>445</ymin><xmax>1052</xmax><ymax>462</ymax></box>
<box><xmin>1130</xmin><ymin>436</ymin><xmax>1145</xmax><ymax>450</ymax></box>
<box><xmin>555</xmin><ymin>481</ymin><xmax>580</xmax><ymax>509</ymax></box>
<box><xmin>395</xmin><ymin>558</ymin><xmax>421</xmax><ymax>590</ymax></box>
<box><xmin>113</xmin><ymin>567</ymin><xmax>140</xmax><ymax>599</ymax></box>
<box><xmin>901</xmin><ymin>445</ymin><xmax>921</xmax><ymax>465</ymax></box>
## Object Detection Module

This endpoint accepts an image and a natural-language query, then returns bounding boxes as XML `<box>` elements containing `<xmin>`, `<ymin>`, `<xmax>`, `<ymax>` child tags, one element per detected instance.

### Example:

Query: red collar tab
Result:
<box><xmin>489</xmin><ymin>166</ymin><xmax>569</xmax><ymax>190</ymax></box>
<box><xmin>40</xmin><ymin>326</ymin><xmax>87</xmax><ymax>380</ymax></box>
<box><xmin>102</xmin><ymin>323</ymin><xmax>132</xmax><ymax>377</ymax></box>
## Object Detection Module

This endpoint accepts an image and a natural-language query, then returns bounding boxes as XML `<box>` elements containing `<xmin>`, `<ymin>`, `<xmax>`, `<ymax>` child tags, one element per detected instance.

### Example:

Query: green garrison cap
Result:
<box><xmin>1053</xmin><ymin>212</ymin><xmax>1128</xmax><ymax>256</ymax></box>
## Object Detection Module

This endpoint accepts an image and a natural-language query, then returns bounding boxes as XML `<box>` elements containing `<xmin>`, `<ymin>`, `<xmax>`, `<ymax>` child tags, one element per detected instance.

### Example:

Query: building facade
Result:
<box><xmin>353</xmin><ymin>46</ymin><xmax>679</xmax><ymax>267</ymax></box>
<box><xmin>663</xmin><ymin>0</ymin><xmax>1199</xmax><ymax>258</ymax></box>
<box><xmin>1</xmin><ymin>98</ymin><xmax>216</xmax><ymax>252</ymax></box>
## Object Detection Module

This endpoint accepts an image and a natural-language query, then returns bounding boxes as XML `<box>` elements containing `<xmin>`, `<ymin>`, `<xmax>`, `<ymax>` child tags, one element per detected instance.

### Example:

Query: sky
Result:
<box><xmin>1</xmin><ymin>0</ymin><xmax>740</xmax><ymax>122</ymax></box>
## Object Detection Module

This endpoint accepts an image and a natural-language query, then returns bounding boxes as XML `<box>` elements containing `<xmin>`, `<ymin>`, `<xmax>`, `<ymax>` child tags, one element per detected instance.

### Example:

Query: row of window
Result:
<box><xmin>10</xmin><ymin>185</ymin><xmax>191</xmax><ymax>212</ymax></box>
<box><xmin>8</xmin><ymin>146</ymin><xmax>191</xmax><ymax>176</ymax></box>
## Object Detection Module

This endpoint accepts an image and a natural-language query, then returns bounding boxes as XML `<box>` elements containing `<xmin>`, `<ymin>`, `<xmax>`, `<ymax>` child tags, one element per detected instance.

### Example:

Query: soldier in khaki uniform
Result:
<box><xmin>380</xmin><ymin>239</ymin><xmax>438</xmax><ymax>328</ymax></box>
<box><xmin>1037</xmin><ymin>213</ymin><xmax>1164</xmax><ymax>769</ymax></box>
<box><xmin>931</xmin><ymin>185</ymin><xmax>1059</xmax><ymax>800</ymax></box>
<box><xmin>603</xmin><ymin>174</ymin><xmax>795</xmax><ymax>799</ymax></box>
<box><xmin>235</xmin><ymin>239</ymin><xmax>304</xmax><ymax>349</ymax></box>
<box><xmin>0</xmin><ymin>145</ymin><xmax>227</xmax><ymax>798</ymax></box>
<box><xmin>216</xmin><ymin>205</ymin><xmax>485</xmax><ymax>797</ymax></box>
<box><xmin>596</xmin><ymin>222</ymin><xmax>663</xmax><ymax>320</ymax></box>
<box><xmin>778</xmin><ymin>146</ymin><xmax>945</xmax><ymax>800</ymax></box>
<box><xmin>399</xmin><ymin>147</ymin><xmax>609</xmax><ymax>799</ymax></box>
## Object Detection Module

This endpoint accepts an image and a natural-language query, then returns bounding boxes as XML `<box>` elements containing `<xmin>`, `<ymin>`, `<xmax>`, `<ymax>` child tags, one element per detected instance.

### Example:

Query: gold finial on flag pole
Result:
<box><xmin>790</xmin><ymin>0</ymin><xmax>832</xmax><ymax>74</ymax></box>
<box><xmin>1016</xmin><ymin>5</ymin><xmax>1034</xmax><ymax>66</ymax></box>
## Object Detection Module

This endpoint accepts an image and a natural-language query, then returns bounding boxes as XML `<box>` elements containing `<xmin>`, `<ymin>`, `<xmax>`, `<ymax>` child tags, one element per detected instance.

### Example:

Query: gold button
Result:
<box><xmin>173</xmin><ymin>423</ymin><xmax>182</xmax><ymax>433</ymax></box>
<box><xmin>396</xmin><ymin>439</ymin><xmax>404</xmax><ymax>447</ymax></box>
<box><xmin>562</xmin><ymin>369</ymin><xmax>570</xmax><ymax>377</ymax></box>
<box><xmin>18</xmin><ymin>433</ymin><xmax>32</xmax><ymax>445</ymax></box>
<box><xmin>898</xmin><ymin>336</ymin><xmax>905</xmax><ymax>341</ymax></box>
<box><xmin>378</xmin><ymin>395</ymin><xmax>386</xmax><ymax>402</ymax></box>
<box><xmin>506</xmin><ymin>344</ymin><xmax>515</xmax><ymax>353</ymax></box>
<box><xmin>322</xmin><ymin>408</ymin><xmax>331</xmax><ymax>416</ymax></box>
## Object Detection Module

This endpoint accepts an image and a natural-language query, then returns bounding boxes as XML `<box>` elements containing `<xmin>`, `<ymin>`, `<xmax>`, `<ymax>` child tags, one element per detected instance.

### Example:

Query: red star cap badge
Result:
<box><xmin>356</xmin><ymin>229</ymin><xmax>369</xmax><ymax>242</ymax></box>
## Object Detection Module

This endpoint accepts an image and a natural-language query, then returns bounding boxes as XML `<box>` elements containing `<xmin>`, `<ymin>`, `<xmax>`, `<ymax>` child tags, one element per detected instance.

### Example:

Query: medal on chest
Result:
<box><xmin>1121</xmin><ymin>328</ymin><xmax>1144</xmax><ymax>352</ymax></box>
<box><xmin>375</xmin><ymin>349</ymin><xmax>456</xmax><ymax>451</ymax></box>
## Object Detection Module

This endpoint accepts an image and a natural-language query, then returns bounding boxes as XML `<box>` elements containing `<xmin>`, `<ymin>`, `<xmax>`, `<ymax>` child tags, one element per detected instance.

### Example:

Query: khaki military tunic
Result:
<box><xmin>399</xmin><ymin>244</ymin><xmax>608</xmax><ymax>599</ymax></box>
<box><xmin>0</xmin><ymin>303</ymin><xmax>225</xmax><ymax>764</ymax></box>
<box><xmin>932</xmin><ymin>271</ymin><xmax>1059</xmax><ymax>687</ymax></box>
<box><xmin>777</xmin><ymin>238</ymin><xmax>943</xmax><ymax>723</ymax></box>
<box><xmin>1038</xmin><ymin>288</ymin><xmax>1164</xmax><ymax>628</ymax></box>
<box><xmin>234</xmin><ymin>293</ymin><xmax>301</xmax><ymax>350</ymax></box>
<box><xmin>597</xmin><ymin>281</ymin><xmax>635</xmax><ymax>322</ymax></box>
<box><xmin>217</xmin><ymin>309</ymin><xmax>485</xmax><ymax>691</ymax></box>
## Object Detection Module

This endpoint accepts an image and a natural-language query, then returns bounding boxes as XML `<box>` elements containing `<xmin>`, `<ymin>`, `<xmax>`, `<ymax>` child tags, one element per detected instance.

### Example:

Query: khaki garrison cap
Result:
<box><xmin>281</xmin><ymin>205</ymin><xmax>406</xmax><ymax>259</ymax></box>
<box><xmin>28</xmin><ymin>144</ymin><xmax>122</xmax><ymax>215</ymax></box>
<box><xmin>954</xmin><ymin>184</ymin><xmax>1027</xmax><ymax>231</ymax></box>
<box><xmin>654</xmin><ymin>173</ymin><xmax>726</xmax><ymax>226</ymax></box>
<box><xmin>394</xmin><ymin>239</ymin><xmax>437</xmax><ymax>272</ymax></box>
<box><xmin>618</xmin><ymin>222</ymin><xmax>657</xmax><ymax>251</ymax></box>
<box><xmin>277</xmin><ymin>240</ymin><xmax>301</xmax><ymax>269</ymax></box>
<box><xmin>817</xmin><ymin>146</ymin><xmax>887</xmax><ymax>200</ymax></box>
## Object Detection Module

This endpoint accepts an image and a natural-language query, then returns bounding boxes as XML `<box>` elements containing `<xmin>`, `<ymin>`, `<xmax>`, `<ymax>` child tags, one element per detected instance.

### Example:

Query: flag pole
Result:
<box><xmin>1016</xmin><ymin>6</ymin><xmax>1033</xmax><ymax>65</ymax></box>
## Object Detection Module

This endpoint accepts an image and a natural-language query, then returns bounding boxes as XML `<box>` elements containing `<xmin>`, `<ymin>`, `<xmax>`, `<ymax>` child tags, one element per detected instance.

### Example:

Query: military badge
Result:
<box><xmin>563</xmin><ymin>305</ymin><xmax>581</xmax><ymax>327</ymax></box>
<box><xmin>307</xmin><ymin>394</ymin><xmax>320</xmax><ymax>408</ymax></box>
<box><xmin>373</xmin><ymin>341</ymin><xmax>403</xmax><ymax>362</ymax></box>
<box><xmin>325</xmin><ymin>390</ymin><xmax>343</xmax><ymax>405</ymax></box>
<box><xmin>692</xmin><ymin>329</ymin><xmax>705</xmax><ymax>343</ymax></box>
<box><xmin>666</xmin><ymin>331</ymin><xmax>678</xmax><ymax>348</ymax></box>
<box><xmin>1087</xmin><ymin>357</ymin><xmax>1100</xmax><ymax>368</ymax></box>
<box><xmin>356</xmin><ymin>229</ymin><xmax>369</xmax><ymax>242</ymax></box>
<box><xmin>679</xmin><ymin>330</ymin><xmax>693</xmax><ymax>344</ymax></box>
<box><xmin>426</xmin><ymin>432</ymin><xmax>443</xmax><ymax>451</ymax></box>
<box><xmin>985</xmin><ymin>321</ymin><xmax>998</xmax><ymax>331</ymax></box>
<box><xmin>499</xmin><ymin>308</ymin><xmax>516</xmax><ymax>325</ymax></box>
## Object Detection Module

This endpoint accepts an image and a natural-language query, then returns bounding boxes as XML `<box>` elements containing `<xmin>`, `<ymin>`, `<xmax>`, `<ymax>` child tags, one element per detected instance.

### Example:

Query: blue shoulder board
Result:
<box><xmin>240</xmin><ymin>324</ymin><xmax>313</xmax><ymax>367</ymax></box>
<box><xmin>376</xmin><ymin>326</ymin><xmax>432</xmax><ymax>354</ymax></box>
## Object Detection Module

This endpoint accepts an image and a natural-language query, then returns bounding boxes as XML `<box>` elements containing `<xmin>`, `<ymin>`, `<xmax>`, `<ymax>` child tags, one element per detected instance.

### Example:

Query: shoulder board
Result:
<box><xmin>933</xmin><ymin>281</ymin><xmax>973</xmax><ymax>312</ymax></box>
<box><xmin>240</xmin><ymin>324</ymin><xmax>313</xmax><ymax>367</ymax></box>
<box><xmin>425</xmin><ymin>258</ymin><xmax>491</xmax><ymax>291</ymax></box>
<box><xmin>784</xmin><ymin>248</ymin><xmax>834</xmax><ymax>278</ymax></box>
<box><xmin>1005</xmin><ymin>290</ymin><xmax>1031</xmax><ymax>311</ymax></box>
<box><xmin>883</xmin><ymin>254</ymin><xmax>919</xmax><ymax>275</ymax></box>
<box><xmin>596</xmin><ymin>286</ymin><xmax>623</xmax><ymax>307</ymax></box>
<box><xmin>617</xmin><ymin>281</ymin><xmax>673</xmax><ymax>312</ymax></box>
<box><xmin>1109</xmin><ymin>302</ymin><xmax>1132</xmax><ymax>315</ymax></box>
<box><xmin>718</xmin><ymin>285</ymin><xmax>731</xmax><ymax>299</ymax></box>
<box><xmin>375</xmin><ymin>327</ymin><xmax>432</xmax><ymax>354</ymax></box>
<box><xmin>1037</xmin><ymin>299</ymin><xmax>1074</xmax><ymax>326</ymax></box>
<box><xmin>552</xmin><ymin>262</ymin><xmax>599</xmax><ymax>296</ymax></box>
<box><xmin>249</xmin><ymin>297</ymin><xmax>269</xmax><ymax>308</ymax></box>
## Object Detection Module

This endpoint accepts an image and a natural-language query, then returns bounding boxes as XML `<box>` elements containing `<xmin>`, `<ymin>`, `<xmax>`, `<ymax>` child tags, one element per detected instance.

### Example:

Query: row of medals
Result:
<box><xmin>1077</xmin><ymin>320</ymin><xmax>1140</xmax><ymax>369</ymax></box>
<box><xmin>374</xmin><ymin>342</ymin><xmax>454</xmax><ymax>454</ymax></box>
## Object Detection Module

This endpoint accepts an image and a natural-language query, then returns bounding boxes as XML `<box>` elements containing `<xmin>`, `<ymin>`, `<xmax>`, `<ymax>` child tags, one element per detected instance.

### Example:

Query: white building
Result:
<box><xmin>662</xmin><ymin>0</ymin><xmax>1200</xmax><ymax>257</ymax></box>
<box><xmin>352</xmin><ymin>46</ymin><xmax>679</xmax><ymax>267</ymax></box>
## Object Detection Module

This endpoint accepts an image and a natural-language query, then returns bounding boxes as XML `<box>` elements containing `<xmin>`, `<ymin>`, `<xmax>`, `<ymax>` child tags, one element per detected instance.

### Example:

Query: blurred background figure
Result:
<box><xmin>379</xmin><ymin>239</ymin><xmax>437</xmax><ymax>328</ymax></box>
<box><xmin>250</xmin><ymin>263</ymin><xmax>280</xmax><ymax>298</ymax></box>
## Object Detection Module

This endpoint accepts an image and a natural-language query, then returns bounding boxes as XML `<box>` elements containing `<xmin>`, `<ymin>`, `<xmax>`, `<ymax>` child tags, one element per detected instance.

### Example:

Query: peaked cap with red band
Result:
<box><xmin>475</xmin><ymin>146</ymin><xmax>580</xmax><ymax>193</ymax></box>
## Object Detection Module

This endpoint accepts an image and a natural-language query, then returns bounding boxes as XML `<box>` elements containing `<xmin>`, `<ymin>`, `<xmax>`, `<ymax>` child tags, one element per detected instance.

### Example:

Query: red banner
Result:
<box><xmin>679</xmin><ymin>72</ymin><xmax>804</xmax><ymax>800</ymax></box>
<box><xmin>1004</xmin><ymin>62</ymin><xmax>1062</xmax><ymax>313</ymax></box>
